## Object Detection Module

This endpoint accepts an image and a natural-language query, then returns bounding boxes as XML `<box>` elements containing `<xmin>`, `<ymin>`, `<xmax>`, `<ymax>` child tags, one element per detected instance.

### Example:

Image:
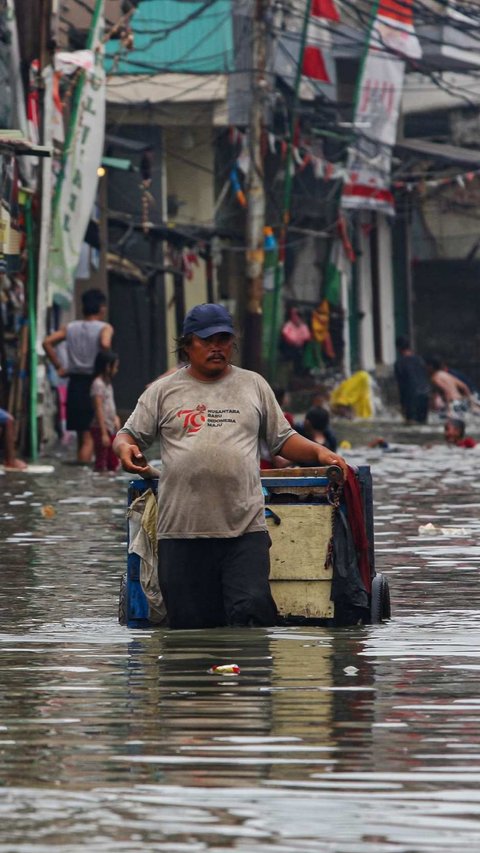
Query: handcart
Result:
<box><xmin>119</xmin><ymin>465</ymin><xmax>390</xmax><ymax>628</ymax></box>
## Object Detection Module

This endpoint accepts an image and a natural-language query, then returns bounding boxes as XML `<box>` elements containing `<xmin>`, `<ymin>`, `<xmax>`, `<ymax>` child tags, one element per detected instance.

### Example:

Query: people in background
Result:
<box><xmin>444</xmin><ymin>417</ymin><xmax>477</xmax><ymax>448</ymax></box>
<box><xmin>394</xmin><ymin>336</ymin><xmax>430</xmax><ymax>425</ymax></box>
<box><xmin>426</xmin><ymin>355</ymin><xmax>471</xmax><ymax>417</ymax></box>
<box><xmin>260</xmin><ymin>387</ymin><xmax>296</xmax><ymax>469</ymax></box>
<box><xmin>43</xmin><ymin>289</ymin><xmax>114</xmax><ymax>463</ymax></box>
<box><xmin>0</xmin><ymin>408</ymin><xmax>27</xmax><ymax>469</ymax></box>
<box><xmin>429</xmin><ymin>357</ymin><xmax>480</xmax><ymax>416</ymax></box>
<box><xmin>273</xmin><ymin>387</ymin><xmax>295</xmax><ymax>427</ymax></box>
<box><xmin>302</xmin><ymin>406</ymin><xmax>338</xmax><ymax>453</ymax></box>
<box><xmin>90</xmin><ymin>350</ymin><xmax>121</xmax><ymax>473</ymax></box>
<box><xmin>280</xmin><ymin>306</ymin><xmax>311</xmax><ymax>375</ymax></box>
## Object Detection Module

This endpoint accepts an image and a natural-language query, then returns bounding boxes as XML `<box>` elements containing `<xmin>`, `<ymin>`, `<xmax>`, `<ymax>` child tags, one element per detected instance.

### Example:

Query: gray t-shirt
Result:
<box><xmin>66</xmin><ymin>320</ymin><xmax>106</xmax><ymax>374</ymax></box>
<box><xmin>119</xmin><ymin>365</ymin><xmax>295</xmax><ymax>539</ymax></box>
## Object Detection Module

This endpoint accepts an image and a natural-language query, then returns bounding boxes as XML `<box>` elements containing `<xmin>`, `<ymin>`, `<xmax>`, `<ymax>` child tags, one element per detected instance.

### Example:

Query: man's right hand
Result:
<box><xmin>117</xmin><ymin>442</ymin><xmax>151</xmax><ymax>475</ymax></box>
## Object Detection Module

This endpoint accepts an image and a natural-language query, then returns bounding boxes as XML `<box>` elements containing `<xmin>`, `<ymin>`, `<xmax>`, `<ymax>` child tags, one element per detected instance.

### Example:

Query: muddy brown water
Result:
<box><xmin>2</xmin><ymin>431</ymin><xmax>480</xmax><ymax>851</ymax></box>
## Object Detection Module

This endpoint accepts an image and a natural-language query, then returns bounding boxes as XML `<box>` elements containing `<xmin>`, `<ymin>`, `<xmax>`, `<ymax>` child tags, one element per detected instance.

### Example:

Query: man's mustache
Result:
<box><xmin>207</xmin><ymin>352</ymin><xmax>226</xmax><ymax>360</ymax></box>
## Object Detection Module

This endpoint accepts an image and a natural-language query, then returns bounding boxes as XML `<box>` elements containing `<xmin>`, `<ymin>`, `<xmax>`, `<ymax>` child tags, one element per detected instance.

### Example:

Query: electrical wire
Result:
<box><xmin>59</xmin><ymin>0</ymin><xmax>480</xmax><ymax>239</ymax></box>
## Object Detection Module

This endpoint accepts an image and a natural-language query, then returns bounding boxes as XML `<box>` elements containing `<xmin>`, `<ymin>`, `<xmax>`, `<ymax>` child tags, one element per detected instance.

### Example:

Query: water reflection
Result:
<box><xmin>2</xmin><ymin>437</ymin><xmax>480</xmax><ymax>849</ymax></box>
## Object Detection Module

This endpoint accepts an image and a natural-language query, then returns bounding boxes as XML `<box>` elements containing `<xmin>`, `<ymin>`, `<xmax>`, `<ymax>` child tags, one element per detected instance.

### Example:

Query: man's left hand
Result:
<box><xmin>315</xmin><ymin>447</ymin><xmax>349</xmax><ymax>481</ymax></box>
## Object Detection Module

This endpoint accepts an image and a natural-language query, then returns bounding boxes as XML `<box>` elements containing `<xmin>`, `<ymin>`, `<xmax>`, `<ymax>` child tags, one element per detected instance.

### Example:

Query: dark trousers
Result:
<box><xmin>405</xmin><ymin>393</ymin><xmax>429</xmax><ymax>424</ymax></box>
<box><xmin>157</xmin><ymin>532</ymin><xmax>277</xmax><ymax>629</ymax></box>
<box><xmin>66</xmin><ymin>374</ymin><xmax>94</xmax><ymax>431</ymax></box>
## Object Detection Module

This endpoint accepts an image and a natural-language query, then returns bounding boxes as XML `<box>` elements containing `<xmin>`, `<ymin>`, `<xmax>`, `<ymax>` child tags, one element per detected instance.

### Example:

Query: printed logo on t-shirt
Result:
<box><xmin>177</xmin><ymin>404</ymin><xmax>207</xmax><ymax>434</ymax></box>
<box><xmin>177</xmin><ymin>404</ymin><xmax>240</xmax><ymax>435</ymax></box>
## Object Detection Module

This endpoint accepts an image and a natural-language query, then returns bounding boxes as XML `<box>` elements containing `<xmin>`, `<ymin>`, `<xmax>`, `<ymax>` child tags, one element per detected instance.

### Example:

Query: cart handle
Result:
<box><xmin>326</xmin><ymin>465</ymin><xmax>344</xmax><ymax>485</ymax></box>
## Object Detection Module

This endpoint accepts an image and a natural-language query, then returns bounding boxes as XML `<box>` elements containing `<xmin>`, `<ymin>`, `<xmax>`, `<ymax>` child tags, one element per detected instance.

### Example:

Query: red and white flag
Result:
<box><xmin>301</xmin><ymin>0</ymin><xmax>340</xmax><ymax>86</ymax></box>
<box><xmin>373</xmin><ymin>0</ymin><xmax>421</xmax><ymax>60</ymax></box>
<box><xmin>274</xmin><ymin>0</ymin><xmax>339</xmax><ymax>97</ymax></box>
<box><xmin>341</xmin><ymin>0</ymin><xmax>421</xmax><ymax>215</ymax></box>
<box><xmin>311</xmin><ymin>0</ymin><xmax>339</xmax><ymax>24</ymax></box>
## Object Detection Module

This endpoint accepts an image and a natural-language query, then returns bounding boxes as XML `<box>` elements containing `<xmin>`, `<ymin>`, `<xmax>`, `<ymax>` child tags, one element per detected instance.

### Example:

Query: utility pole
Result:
<box><xmin>243</xmin><ymin>0</ymin><xmax>269</xmax><ymax>373</ymax></box>
<box><xmin>268</xmin><ymin>0</ymin><xmax>312</xmax><ymax>382</ymax></box>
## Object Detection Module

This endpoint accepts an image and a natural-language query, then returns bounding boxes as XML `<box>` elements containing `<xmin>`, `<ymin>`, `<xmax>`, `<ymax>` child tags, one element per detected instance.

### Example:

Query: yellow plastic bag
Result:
<box><xmin>330</xmin><ymin>370</ymin><xmax>373</xmax><ymax>419</ymax></box>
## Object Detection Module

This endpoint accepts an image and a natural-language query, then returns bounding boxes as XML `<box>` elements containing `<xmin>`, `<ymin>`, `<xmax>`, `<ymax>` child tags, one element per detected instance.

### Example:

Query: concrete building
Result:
<box><xmin>50</xmin><ymin>0</ymin><xmax>480</xmax><ymax>406</ymax></box>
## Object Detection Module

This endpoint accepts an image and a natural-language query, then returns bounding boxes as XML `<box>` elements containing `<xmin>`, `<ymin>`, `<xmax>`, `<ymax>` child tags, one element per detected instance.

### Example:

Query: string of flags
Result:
<box><xmin>228</xmin><ymin>124</ymin><xmax>480</xmax><ymax>208</ymax></box>
<box><xmin>228</xmin><ymin>126</ymin><xmax>350</xmax><ymax>206</ymax></box>
<box><xmin>393</xmin><ymin>170</ymin><xmax>480</xmax><ymax>192</ymax></box>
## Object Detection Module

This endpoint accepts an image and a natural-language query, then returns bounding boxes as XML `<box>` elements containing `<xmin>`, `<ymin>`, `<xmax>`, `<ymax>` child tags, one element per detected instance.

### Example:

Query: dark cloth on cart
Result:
<box><xmin>331</xmin><ymin>509</ymin><xmax>369</xmax><ymax>611</ymax></box>
<box><xmin>342</xmin><ymin>474</ymin><xmax>372</xmax><ymax>594</ymax></box>
<box><xmin>66</xmin><ymin>373</ymin><xmax>94</xmax><ymax>432</ymax></box>
<box><xmin>158</xmin><ymin>532</ymin><xmax>276</xmax><ymax>629</ymax></box>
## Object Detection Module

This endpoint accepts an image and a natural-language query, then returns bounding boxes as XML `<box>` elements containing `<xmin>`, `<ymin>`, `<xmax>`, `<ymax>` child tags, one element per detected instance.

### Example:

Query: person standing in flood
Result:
<box><xmin>394</xmin><ymin>336</ymin><xmax>430</xmax><ymax>425</ymax></box>
<box><xmin>113</xmin><ymin>303</ymin><xmax>349</xmax><ymax>630</ymax></box>
<box><xmin>43</xmin><ymin>289</ymin><xmax>114</xmax><ymax>463</ymax></box>
<box><xmin>426</xmin><ymin>355</ymin><xmax>472</xmax><ymax>417</ymax></box>
<box><xmin>0</xmin><ymin>407</ymin><xmax>27</xmax><ymax>469</ymax></box>
<box><xmin>90</xmin><ymin>350</ymin><xmax>121</xmax><ymax>473</ymax></box>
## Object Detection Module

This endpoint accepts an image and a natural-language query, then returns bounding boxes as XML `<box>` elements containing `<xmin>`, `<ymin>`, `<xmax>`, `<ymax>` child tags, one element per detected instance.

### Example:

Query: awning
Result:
<box><xmin>106</xmin><ymin>73</ymin><xmax>227</xmax><ymax>107</ymax></box>
<box><xmin>0</xmin><ymin>130</ymin><xmax>51</xmax><ymax>157</ymax></box>
<box><xmin>394</xmin><ymin>138</ymin><xmax>480</xmax><ymax>168</ymax></box>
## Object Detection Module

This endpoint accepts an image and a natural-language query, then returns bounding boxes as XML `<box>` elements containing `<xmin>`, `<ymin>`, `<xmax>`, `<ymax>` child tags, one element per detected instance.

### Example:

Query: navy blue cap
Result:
<box><xmin>183</xmin><ymin>303</ymin><xmax>234</xmax><ymax>338</ymax></box>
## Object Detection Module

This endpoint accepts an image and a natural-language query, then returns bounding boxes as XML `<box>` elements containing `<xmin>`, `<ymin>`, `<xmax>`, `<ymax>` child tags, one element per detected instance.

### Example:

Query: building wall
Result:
<box><xmin>164</xmin><ymin>126</ymin><xmax>216</xmax><ymax>230</ymax></box>
<box><xmin>414</xmin><ymin>183</ymin><xmax>480</xmax><ymax>261</ymax></box>
<box><xmin>413</xmin><ymin>259</ymin><xmax>480</xmax><ymax>386</ymax></box>
<box><xmin>164</xmin><ymin>126</ymin><xmax>216</xmax><ymax>363</ymax></box>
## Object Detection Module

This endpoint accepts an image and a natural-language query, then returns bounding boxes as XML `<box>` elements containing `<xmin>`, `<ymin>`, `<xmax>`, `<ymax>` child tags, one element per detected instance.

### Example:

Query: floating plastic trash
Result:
<box><xmin>208</xmin><ymin>664</ymin><xmax>240</xmax><ymax>675</ymax></box>
<box><xmin>418</xmin><ymin>522</ymin><xmax>438</xmax><ymax>535</ymax></box>
<box><xmin>40</xmin><ymin>505</ymin><xmax>56</xmax><ymax>519</ymax></box>
<box><xmin>418</xmin><ymin>522</ymin><xmax>467</xmax><ymax>536</ymax></box>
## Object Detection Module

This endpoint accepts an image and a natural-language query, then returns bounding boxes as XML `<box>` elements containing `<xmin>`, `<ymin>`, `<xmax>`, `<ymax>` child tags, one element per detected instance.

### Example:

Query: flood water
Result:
<box><xmin>2</xmin><ymin>427</ymin><xmax>480</xmax><ymax>851</ymax></box>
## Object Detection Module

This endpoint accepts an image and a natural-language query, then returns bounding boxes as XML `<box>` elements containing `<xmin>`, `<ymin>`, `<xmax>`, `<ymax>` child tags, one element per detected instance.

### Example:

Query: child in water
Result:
<box><xmin>90</xmin><ymin>350</ymin><xmax>121</xmax><ymax>472</ymax></box>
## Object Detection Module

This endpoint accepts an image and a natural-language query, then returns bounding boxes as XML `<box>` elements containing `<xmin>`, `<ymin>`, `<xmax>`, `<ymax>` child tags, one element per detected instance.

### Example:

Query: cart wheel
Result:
<box><xmin>370</xmin><ymin>573</ymin><xmax>391</xmax><ymax>623</ymax></box>
<box><xmin>118</xmin><ymin>572</ymin><xmax>127</xmax><ymax>625</ymax></box>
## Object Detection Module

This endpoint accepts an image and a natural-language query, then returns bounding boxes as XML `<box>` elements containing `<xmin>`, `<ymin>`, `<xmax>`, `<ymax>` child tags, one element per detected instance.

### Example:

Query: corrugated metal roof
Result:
<box><xmin>395</xmin><ymin>138</ymin><xmax>480</xmax><ymax>167</ymax></box>
<box><xmin>105</xmin><ymin>0</ymin><xmax>234</xmax><ymax>75</ymax></box>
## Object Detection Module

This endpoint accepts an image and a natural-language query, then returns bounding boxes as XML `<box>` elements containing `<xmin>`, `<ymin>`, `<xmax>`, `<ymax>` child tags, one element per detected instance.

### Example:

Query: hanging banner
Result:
<box><xmin>341</xmin><ymin>0</ymin><xmax>421</xmax><ymax>216</ymax></box>
<box><xmin>48</xmin><ymin>2</ymin><xmax>105</xmax><ymax>307</ymax></box>
<box><xmin>341</xmin><ymin>55</ymin><xmax>404</xmax><ymax>215</ymax></box>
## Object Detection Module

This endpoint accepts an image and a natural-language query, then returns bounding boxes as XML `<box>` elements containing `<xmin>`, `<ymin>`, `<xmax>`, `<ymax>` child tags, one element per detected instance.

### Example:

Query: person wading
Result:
<box><xmin>43</xmin><ymin>289</ymin><xmax>114</xmax><ymax>463</ymax></box>
<box><xmin>113</xmin><ymin>303</ymin><xmax>349</xmax><ymax>630</ymax></box>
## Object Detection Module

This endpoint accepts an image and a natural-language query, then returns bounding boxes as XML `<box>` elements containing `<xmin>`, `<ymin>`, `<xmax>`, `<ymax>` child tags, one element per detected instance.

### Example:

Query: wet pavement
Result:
<box><xmin>2</xmin><ymin>424</ymin><xmax>480</xmax><ymax>851</ymax></box>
